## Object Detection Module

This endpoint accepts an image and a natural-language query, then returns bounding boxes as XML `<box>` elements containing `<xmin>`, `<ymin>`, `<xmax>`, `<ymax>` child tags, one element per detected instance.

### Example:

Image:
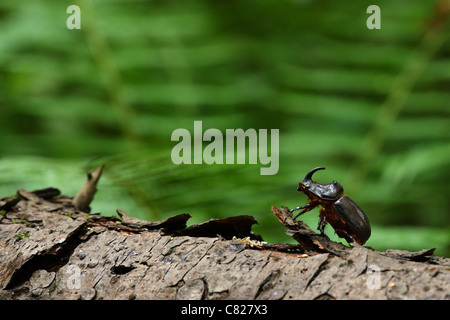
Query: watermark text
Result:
<box><xmin>171</xmin><ymin>121</ymin><xmax>279</xmax><ymax>175</ymax></box>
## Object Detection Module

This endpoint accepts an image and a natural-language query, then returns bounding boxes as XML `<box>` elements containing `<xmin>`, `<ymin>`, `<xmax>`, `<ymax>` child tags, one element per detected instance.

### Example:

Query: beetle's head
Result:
<box><xmin>299</xmin><ymin>166</ymin><xmax>325</xmax><ymax>190</ymax></box>
<box><xmin>298</xmin><ymin>166</ymin><xmax>344</xmax><ymax>200</ymax></box>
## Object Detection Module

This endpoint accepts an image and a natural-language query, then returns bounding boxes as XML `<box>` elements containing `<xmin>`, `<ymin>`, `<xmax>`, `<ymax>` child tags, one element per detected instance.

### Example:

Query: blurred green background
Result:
<box><xmin>0</xmin><ymin>0</ymin><xmax>449</xmax><ymax>255</ymax></box>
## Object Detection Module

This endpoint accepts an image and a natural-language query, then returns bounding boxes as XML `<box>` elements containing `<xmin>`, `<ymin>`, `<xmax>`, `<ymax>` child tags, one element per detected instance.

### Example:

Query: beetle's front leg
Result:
<box><xmin>290</xmin><ymin>201</ymin><xmax>319</xmax><ymax>220</ymax></box>
<box><xmin>290</xmin><ymin>204</ymin><xmax>310</xmax><ymax>214</ymax></box>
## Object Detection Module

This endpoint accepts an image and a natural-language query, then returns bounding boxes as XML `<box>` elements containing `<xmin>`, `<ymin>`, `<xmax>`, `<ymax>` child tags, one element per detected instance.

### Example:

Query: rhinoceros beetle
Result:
<box><xmin>290</xmin><ymin>167</ymin><xmax>371</xmax><ymax>245</ymax></box>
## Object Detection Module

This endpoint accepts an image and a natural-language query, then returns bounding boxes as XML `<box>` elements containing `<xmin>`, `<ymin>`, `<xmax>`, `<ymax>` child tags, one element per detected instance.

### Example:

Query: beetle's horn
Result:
<box><xmin>303</xmin><ymin>167</ymin><xmax>325</xmax><ymax>182</ymax></box>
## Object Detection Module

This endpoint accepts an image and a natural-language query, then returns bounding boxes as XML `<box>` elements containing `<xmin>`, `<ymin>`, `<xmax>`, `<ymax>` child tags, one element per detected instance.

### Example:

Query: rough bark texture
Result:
<box><xmin>0</xmin><ymin>188</ymin><xmax>449</xmax><ymax>300</ymax></box>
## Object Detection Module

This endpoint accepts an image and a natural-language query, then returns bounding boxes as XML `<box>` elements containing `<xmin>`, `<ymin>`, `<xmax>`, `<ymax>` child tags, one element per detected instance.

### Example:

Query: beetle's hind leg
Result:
<box><xmin>334</xmin><ymin>229</ymin><xmax>358</xmax><ymax>245</ymax></box>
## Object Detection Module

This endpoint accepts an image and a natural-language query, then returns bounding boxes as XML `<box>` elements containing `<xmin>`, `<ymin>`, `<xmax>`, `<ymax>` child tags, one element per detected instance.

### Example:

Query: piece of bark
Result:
<box><xmin>17</xmin><ymin>189</ymin><xmax>64</xmax><ymax>211</ymax></box>
<box><xmin>0</xmin><ymin>193</ymin><xmax>22</xmax><ymax>212</ymax></box>
<box><xmin>380</xmin><ymin>248</ymin><xmax>436</xmax><ymax>261</ymax></box>
<box><xmin>116</xmin><ymin>208</ymin><xmax>191</xmax><ymax>233</ymax></box>
<box><xmin>72</xmin><ymin>165</ymin><xmax>104</xmax><ymax>212</ymax></box>
<box><xmin>271</xmin><ymin>206</ymin><xmax>349</xmax><ymax>255</ymax></box>
<box><xmin>182</xmin><ymin>215</ymin><xmax>261</xmax><ymax>240</ymax></box>
<box><xmin>31</xmin><ymin>188</ymin><xmax>61</xmax><ymax>200</ymax></box>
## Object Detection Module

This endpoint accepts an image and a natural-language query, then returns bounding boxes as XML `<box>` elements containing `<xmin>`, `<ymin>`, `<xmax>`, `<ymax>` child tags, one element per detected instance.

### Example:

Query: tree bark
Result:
<box><xmin>0</xmin><ymin>188</ymin><xmax>448</xmax><ymax>300</ymax></box>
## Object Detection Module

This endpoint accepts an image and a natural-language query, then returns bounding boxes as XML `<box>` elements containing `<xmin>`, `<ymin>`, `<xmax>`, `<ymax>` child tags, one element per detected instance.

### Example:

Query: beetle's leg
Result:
<box><xmin>290</xmin><ymin>204</ymin><xmax>310</xmax><ymax>214</ymax></box>
<box><xmin>335</xmin><ymin>229</ymin><xmax>357</xmax><ymax>245</ymax></box>
<box><xmin>283</xmin><ymin>204</ymin><xmax>310</xmax><ymax>224</ymax></box>
<box><xmin>347</xmin><ymin>234</ymin><xmax>357</xmax><ymax>244</ymax></box>
<box><xmin>317</xmin><ymin>215</ymin><xmax>327</xmax><ymax>235</ymax></box>
<box><xmin>292</xmin><ymin>207</ymin><xmax>310</xmax><ymax>220</ymax></box>
<box><xmin>291</xmin><ymin>202</ymin><xmax>319</xmax><ymax>220</ymax></box>
<box><xmin>343</xmin><ymin>230</ymin><xmax>357</xmax><ymax>244</ymax></box>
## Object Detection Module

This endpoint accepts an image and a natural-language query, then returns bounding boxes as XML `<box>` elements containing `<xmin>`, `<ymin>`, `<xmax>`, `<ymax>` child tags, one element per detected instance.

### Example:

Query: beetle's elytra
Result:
<box><xmin>291</xmin><ymin>167</ymin><xmax>371</xmax><ymax>245</ymax></box>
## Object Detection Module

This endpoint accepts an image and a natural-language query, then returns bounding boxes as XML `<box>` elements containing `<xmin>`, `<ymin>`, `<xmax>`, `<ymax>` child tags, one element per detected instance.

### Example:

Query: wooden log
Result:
<box><xmin>0</xmin><ymin>187</ymin><xmax>448</xmax><ymax>300</ymax></box>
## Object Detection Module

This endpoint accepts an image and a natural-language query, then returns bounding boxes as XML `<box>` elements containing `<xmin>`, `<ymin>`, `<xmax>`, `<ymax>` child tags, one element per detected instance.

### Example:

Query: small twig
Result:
<box><xmin>73</xmin><ymin>165</ymin><xmax>105</xmax><ymax>212</ymax></box>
